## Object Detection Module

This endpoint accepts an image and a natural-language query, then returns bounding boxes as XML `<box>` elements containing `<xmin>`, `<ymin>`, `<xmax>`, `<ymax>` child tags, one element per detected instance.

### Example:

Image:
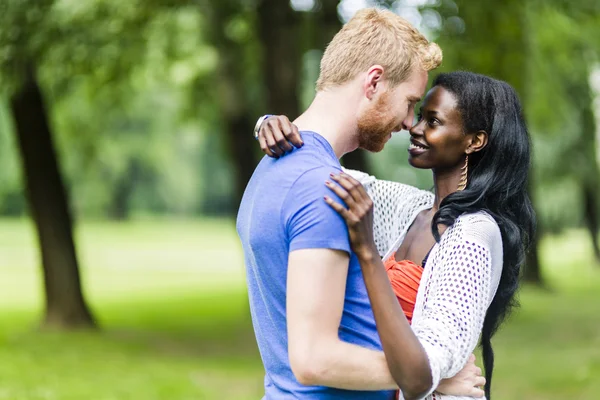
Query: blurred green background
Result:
<box><xmin>1</xmin><ymin>0</ymin><xmax>599</xmax><ymax>399</ymax></box>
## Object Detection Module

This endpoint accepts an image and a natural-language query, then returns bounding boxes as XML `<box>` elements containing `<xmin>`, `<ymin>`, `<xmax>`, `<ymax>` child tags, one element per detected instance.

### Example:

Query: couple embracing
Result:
<box><xmin>237</xmin><ymin>7</ymin><xmax>534</xmax><ymax>400</ymax></box>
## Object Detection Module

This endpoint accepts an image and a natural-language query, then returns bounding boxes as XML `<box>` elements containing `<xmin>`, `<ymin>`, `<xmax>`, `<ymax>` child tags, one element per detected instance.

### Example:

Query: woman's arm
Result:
<box><xmin>324</xmin><ymin>173</ymin><xmax>432</xmax><ymax>400</ymax></box>
<box><xmin>410</xmin><ymin>213</ymin><xmax>502</xmax><ymax>395</ymax></box>
<box><xmin>325</xmin><ymin>173</ymin><xmax>494</xmax><ymax>399</ymax></box>
<box><xmin>356</xmin><ymin>251</ymin><xmax>434</xmax><ymax>399</ymax></box>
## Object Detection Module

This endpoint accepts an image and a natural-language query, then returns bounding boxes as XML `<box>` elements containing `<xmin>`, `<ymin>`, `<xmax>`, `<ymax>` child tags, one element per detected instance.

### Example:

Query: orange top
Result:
<box><xmin>384</xmin><ymin>256</ymin><xmax>423</xmax><ymax>324</ymax></box>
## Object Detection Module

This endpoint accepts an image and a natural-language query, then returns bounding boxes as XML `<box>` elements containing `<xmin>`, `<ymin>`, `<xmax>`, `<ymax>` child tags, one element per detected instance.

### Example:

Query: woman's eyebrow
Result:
<box><xmin>421</xmin><ymin>108</ymin><xmax>439</xmax><ymax>116</ymax></box>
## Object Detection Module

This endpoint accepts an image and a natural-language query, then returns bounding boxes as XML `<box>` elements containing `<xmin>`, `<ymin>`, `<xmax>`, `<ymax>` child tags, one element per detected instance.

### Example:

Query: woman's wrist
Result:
<box><xmin>355</xmin><ymin>244</ymin><xmax>380</xmax><ymax>264</ymax></box>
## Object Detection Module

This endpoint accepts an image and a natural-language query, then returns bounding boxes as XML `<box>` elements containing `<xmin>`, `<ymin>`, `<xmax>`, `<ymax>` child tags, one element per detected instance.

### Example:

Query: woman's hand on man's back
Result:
<box><xmin>257</xmin><ymin>115</ymin><xmax>303</xmax><ymax>158</ymax></box>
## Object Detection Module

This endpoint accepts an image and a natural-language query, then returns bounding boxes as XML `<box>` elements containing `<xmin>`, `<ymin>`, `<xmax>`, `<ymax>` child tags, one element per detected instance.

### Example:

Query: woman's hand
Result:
<box><xmin>324</xmin><ymin>172</ymin><xmax>378</xmax><ymax>260</ymax></box>
<box><xmin>257</xmin><ymin>115</ymin><xmax>303</xmax><ymax>158</ymax></box>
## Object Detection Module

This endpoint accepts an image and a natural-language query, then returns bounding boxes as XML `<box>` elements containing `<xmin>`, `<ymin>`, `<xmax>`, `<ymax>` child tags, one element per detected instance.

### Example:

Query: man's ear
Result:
<box><xmin>364</xmin><ymin>65</ymin><xmax>384</xmax><ymax>100</ymax></box>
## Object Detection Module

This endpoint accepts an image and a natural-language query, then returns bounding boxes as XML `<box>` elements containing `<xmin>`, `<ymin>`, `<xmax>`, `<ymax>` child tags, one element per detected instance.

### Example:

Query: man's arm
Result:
<box><xmin>287</xmin><ymin>248</ymin><xmax>397</xmax><ymax>391</ymax></box>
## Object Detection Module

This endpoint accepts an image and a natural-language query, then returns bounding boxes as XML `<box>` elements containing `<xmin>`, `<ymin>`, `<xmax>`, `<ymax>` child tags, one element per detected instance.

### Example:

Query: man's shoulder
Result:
<box><xmin>277</xmin><ymin>148</ymin><xmax>340</xmax><ymax>184</ymax></box>
<box><xmin>285</xmin><ymin>164</ymin><xmax>342</xmax><ymax>200</ymax></box>
<box><xmin>286</xmin><ymin>131</ymin><xmax>337</xmax><ymax>162</ymax></box>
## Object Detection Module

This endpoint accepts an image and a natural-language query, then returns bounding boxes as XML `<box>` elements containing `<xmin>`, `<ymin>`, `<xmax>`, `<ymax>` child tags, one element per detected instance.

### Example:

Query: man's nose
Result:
<box><xmin>402</xmin><ymin>110</ymin><xmax>415</xmax><ymax>130</ymax></box>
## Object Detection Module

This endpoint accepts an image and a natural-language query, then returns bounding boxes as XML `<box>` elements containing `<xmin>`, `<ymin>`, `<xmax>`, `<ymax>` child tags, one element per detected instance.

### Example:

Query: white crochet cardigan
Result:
<box><xmin>344</xmin><ymin>169</ymin><xmax>503</xmax><ymax>400</ymax></box>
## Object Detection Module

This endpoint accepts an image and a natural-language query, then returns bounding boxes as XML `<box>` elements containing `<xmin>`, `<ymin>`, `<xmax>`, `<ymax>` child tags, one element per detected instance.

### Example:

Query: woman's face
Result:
<box><xmin>408</xmin><ymin>85</ymin><xmax>471</xmax><ymax>170</ymax></box>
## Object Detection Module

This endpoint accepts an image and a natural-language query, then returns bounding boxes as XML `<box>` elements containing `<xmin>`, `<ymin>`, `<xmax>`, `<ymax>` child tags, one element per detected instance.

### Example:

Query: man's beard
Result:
<box><xmin>356</xmin><ymin>92</ymin><xmax>399</xmax><ymax>152</ymax></box>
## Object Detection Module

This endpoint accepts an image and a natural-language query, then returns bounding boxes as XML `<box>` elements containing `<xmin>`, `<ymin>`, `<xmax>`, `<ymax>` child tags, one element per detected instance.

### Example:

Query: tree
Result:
<box><xmin>258</xmin><ymin>0</ymin><xmax>302</xmax><ymax>118</ymax></box>
<box><xmin>434</xmin><ymin>0</ymin><xmax>546</xmax><ymax>284</ymax></box>
<box><xmin>0</xmin><ymin>0</ymin><xmax>187</xmax><ymax>327</ymax></box>
<box><xmin>1</xmin><ymin>0</ymin><xmax>95</xmax><ymax>328</ymax></box>
<box><xmin>199</xmin><ymin>1</ymin><xmax>264</xmax><ymax>206</ymax></box>
<box><xmin>526</xmin><ymin>3</ymin><xmax>600</xmax><ymax>266</ymax></box>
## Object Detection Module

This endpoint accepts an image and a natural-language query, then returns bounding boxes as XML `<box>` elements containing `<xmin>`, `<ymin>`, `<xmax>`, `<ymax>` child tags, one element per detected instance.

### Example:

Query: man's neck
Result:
<box><xmin>293</xmin><ymin>87</ymin><xmax>360</xmax><ymax>159</ymax></box>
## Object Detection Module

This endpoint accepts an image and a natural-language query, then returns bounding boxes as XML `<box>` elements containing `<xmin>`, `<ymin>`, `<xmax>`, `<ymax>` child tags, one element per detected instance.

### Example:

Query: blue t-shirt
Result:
<box><xmin>237</xmin><ymin>132</ymin><xmax>393</xmax><ymax>399</ymax></box>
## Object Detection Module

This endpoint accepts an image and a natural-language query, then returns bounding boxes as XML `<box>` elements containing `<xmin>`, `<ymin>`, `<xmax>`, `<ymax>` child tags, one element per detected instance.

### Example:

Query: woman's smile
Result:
<box><xmin>408</xmin><ymin>138</ymin><xmax>428</xmax><ymax>156</ymax></box>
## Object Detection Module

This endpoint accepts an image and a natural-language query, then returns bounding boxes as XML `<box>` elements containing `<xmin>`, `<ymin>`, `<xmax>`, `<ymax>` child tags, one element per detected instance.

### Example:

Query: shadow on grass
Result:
<box><xmin>1</xmin><ymin>288</ymin><xmax>261</xmax><ymax>365</ymax></box>
<box><xmin>0</xmin><ymin>289</ymin><xmax>266</xmax><ymax>399</ymax></box>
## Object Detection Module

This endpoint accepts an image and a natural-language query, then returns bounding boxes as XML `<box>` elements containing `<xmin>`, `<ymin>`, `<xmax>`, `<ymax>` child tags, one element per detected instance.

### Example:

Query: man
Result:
<box><xmin>237</xmin><ymin>8</ymin><xmax>480</xmax><ymax>399</ymax></box>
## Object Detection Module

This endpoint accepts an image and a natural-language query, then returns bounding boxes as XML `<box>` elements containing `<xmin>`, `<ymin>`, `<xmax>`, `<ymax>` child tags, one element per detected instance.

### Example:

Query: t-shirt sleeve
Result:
<box><xmin>283</xmin><ymin>166</ymin><xmax>351</xmax><ymax>254</ymax></box>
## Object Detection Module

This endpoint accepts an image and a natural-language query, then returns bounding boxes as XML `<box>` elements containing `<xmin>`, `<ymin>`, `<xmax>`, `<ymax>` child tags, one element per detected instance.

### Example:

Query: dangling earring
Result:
<box><xmin>457</xmin><ymin>155</ymin><xmax>469</xmax><ymax>191</ymax></box>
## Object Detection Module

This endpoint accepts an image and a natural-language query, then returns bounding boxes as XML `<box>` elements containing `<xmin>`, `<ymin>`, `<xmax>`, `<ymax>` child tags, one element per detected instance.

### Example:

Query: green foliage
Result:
<box><xmin>365</xmin><ymin>0</ymin><xmax>600</xmax><ymax>233</ymax></box>
<box><xmin>0</xmin><ymin>0</ymin><xmax>234</xmax><ymax>216</ymax></box>
<box><xmin>0</xmin><ymin>0</ymin><xmax>598</xmax><ymax>224</ymax></box>
<box><xmin>0</xmin><ymin>0</ymin><xmax>54</xmax><ymax>93</ymax></box>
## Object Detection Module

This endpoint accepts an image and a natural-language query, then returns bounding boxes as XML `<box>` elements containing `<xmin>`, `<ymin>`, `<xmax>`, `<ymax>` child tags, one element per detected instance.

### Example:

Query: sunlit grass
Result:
<box><xmin>1</xmin><ymin>218</ymin><xmax>599</xmax><ymax>399</ymax></box>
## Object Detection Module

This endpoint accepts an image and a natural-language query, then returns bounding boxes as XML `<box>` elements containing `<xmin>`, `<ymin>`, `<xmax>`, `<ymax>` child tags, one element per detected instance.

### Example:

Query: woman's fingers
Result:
<box><xmin>325</xmin><ymin>180</ymin><xmax>357</xmax><ymax>210</ymax></box>
<box><xmin>257</xmin><ymin>115</ymin><xmax>302</xmax><ymax>157</ymax></box>
<box><xmin>264</xmin><ymin>124</ymin><xmax>285</xmax><ymax>157</ymax></box>
<box><xmin>258</xmin><ymin>118</ymin><xmax>277</xmax><ymax>158</ymax></box>
<box><xmin>259</xmin><ymin>117</ymin><xmax>285</xmax><ymax>157</ymax></box>
<box><xmin>272</xmin><ymin>118</ymin><xmax>294</xmax><ymax>153</ymax></box>
<box><xmin>324</xmin><ymin>196</ymin><xmax>349</xmax><ymax>219</ymax></box>
<box><xmin>330</xmin><ymin>173</ymin><xmax>372</xmax><ymax>210</ymax></box>
<box><xmin>286</xmin><ymin>123</ymin><xmax>304</xmax><ymax>148</ymax></box>
<box><xmin>277</xmin><ymin>116</ymin><xmax>303</xmax><ymax>148</ymax></box>
<box><xmin>258</xmin><ymin>133</ymin><xmax>277</xmax><ymax>158</ymax></box>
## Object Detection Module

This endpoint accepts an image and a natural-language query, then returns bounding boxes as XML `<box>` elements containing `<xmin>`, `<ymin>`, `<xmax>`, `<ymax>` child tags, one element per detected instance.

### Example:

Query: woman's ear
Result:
<box><xmin>466</xmin><ymin>130</ymin><xmax>488</xmax><ymax>154</ymax></box>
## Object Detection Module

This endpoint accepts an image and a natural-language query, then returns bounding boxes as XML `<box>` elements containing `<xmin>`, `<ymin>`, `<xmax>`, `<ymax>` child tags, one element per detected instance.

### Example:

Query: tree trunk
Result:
<box><xmin>203</xmin><ymin>1</ymin><xmax>262</xmax><ymax>208</ymax></box>
<box><xmin>341</xmin><ymin>150</ymin><xmax>371</xmax><ymax>172</ymax></box>
<box><xmin>258</xmin><ymin>0</ymin><xmax>301</xmax><ymax>117</ymax></box>
<box><xmin>523</xmin><ymin>227</ymin><xmax>543</xmax><ymax>284</ymax></box>
<box><xmin>226</xmin><ymin>113</ymin><xmax>261</xmax><ymax>208</ymax></box>
<box><xmin>583</xmin><ymin>182</ymin><xmax>600</xmax><ymax>263</ymax></box>
<box><xmin>580</xmin><ymin>89</ymin><xmax>600</xmax><ymax>263</ymax></box>
<box><xmin>449</xmin><ymin>0</ymin><xmax>544</xmax><ymax>284</ymax></box>
<box><xmin>10</xmin><ymin>67</ymin><xmax>95</xmax><ymax>329</ymax></box>
<box><xmin>215</xmin><ymin>53</ymin><xmax>261</xmax><ymax>208</ymax></box>
<box><xmin>523</xmin><ymin>221</ymin><xmax>543</xmax><ymax>283</ymax></box>
<box><xmin>108</xmin><ymin>160</ymin><xmax>140</xmax><ymax>220</ymax></box>
<box><xmin>317</xmin><ymin>0</ymin><xmax>343</xmax><ymax>44</ymax></box>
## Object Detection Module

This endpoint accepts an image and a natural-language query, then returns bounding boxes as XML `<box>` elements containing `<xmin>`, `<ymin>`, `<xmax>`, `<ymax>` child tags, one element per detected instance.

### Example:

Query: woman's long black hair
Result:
<box><xmin>430</xmin><ymin>72</ymin><xmax>536</xmax><ymax>399</ymax></box>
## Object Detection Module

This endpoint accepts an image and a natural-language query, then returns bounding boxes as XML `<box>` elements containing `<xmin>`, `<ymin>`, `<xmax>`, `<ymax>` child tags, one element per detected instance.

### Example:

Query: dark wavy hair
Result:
<box><xmin>430</xmin><ymin>72</ymin><xmax>536</xmax><ymax>399</ymax></box>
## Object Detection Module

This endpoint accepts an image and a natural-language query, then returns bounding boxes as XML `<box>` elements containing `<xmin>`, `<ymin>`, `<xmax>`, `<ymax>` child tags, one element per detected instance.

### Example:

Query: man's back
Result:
<box><xmin>237</xmin><ymin>132</ymin><xmax>393</xmax><ymax>399</ymax></box>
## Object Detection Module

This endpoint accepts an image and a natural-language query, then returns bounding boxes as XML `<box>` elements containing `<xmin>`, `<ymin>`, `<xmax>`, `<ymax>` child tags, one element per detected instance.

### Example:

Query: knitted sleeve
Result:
<box><xmin>410</xmin><ymin>213</ymin><xmax>503</xmax><ymax>399</ymax></box>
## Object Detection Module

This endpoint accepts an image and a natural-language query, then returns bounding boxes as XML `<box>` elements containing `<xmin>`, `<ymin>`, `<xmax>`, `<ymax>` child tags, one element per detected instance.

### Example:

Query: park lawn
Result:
<box><xmin>1</xmin><ymin>218</ymin><xmax>599</xmax><ymax>399</ymax></box>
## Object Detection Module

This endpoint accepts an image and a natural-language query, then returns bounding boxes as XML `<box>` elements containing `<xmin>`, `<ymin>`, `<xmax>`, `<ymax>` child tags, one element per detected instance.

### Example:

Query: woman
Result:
<box><xmin>257</xmin><ymin>71</ymin><xmax>535</xmax><ymax>399</ymax></box>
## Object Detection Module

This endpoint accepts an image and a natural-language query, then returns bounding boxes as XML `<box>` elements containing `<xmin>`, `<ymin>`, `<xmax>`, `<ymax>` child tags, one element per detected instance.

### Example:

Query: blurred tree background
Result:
<box><xmin>1</xmin><ymin>0</ymin><xmax>599</xmax><ymax>398</ymax></box>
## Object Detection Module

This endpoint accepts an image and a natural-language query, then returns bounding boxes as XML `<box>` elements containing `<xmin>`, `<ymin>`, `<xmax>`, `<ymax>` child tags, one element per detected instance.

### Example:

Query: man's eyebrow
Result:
<box><xmin>408</xmin><ymin>96</ymin><xmax>421</xmax><ymax>103</ymax></box>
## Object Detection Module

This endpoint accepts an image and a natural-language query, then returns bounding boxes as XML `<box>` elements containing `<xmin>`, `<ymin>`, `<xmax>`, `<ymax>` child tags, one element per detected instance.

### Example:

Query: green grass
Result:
<box><xmin>1</xmin><ymin>218</ymin><xmax>600</xmax><ymax>399</ymax></box>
